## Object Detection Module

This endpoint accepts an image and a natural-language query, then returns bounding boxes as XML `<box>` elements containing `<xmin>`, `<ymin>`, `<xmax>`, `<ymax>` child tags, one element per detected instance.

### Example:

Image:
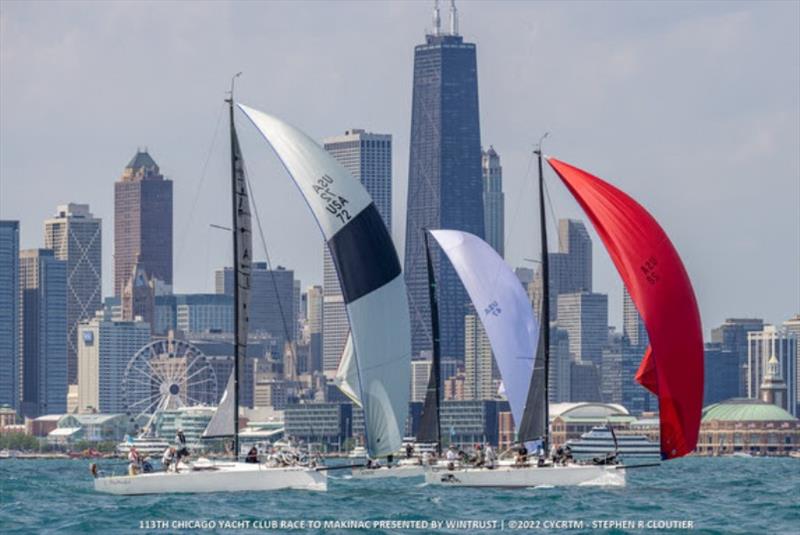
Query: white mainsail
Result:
<box><xmin>238</xmin><ymin>104</ymin><xmax>411</xmax><ymax>457</ymax></box>
<box><xmin>334</xmin><ymin>333</ymin><xmax>362</xmax><ymax>407</ymax></box>
<box><xmin>429</xmin><ymin>230</ymin><xmax>540</xmax><ymax>429</ymax></box>
<box><xmin>202</xmin><ymin>371</ymin><xmax>235</xmax><ymax>438</ymax></box>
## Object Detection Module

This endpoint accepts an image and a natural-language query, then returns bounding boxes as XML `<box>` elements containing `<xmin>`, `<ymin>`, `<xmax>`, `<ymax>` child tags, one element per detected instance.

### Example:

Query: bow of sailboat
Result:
<box><xmin>545</xmin><ymin>157</ymin><xmax>703</xmax><ymax>460</ymax></box>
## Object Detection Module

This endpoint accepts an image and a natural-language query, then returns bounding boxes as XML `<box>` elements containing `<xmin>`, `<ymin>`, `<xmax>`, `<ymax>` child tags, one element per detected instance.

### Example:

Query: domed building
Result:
<box><xmin>695</xmin><ymin>398</ymin><xmax>799</xmax><ymax>456</ymax></box>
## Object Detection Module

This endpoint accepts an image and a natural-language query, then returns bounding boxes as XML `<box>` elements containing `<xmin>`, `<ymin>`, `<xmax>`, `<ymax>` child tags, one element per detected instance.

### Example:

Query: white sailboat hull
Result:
<box><xmin>424</xmin><ymin>464</ymin><xmax>625</xmax><ymax>488</ymax></box>
<box><xmin>350</xmin><ymin>464</ymin><xmax>425</xmax><ymax>480</ymax></box>
<box><xmin>94</xmin><ymin>463</ymin><xmax>327</xmax><ymax>495</ymax></box>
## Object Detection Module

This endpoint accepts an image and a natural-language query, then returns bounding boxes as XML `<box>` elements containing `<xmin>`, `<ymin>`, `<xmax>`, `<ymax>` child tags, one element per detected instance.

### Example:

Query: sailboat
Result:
<box><xmin>237</xmin><ymin>103</ymin><xmax>412</xmax><ymax>465</ymax></box>
<box><xmin>93</xmin><ymin>82</ymin><xmax>328</xmax><ymax>494</ymax></box>
<box><xmin>425</xmin><ymin>149</ymin><xmax>703</xmax><ymax>487</ymax></box>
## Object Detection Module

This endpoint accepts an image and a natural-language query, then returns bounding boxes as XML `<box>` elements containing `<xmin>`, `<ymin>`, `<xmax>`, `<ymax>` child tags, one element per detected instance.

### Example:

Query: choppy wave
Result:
<box><xmin>1</xmin><ymin>457</ymin><xmax>798</xmax><ymax>534</ymax></box>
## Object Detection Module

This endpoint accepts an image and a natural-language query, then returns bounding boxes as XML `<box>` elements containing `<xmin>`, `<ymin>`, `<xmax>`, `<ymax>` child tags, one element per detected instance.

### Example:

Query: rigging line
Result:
<box><xmin>503</xmin><ymin>149</ymin><xmax>535</xmax><ymax>263</ymax></box>
<box><xmin>241</xmin><ymin>158</ymin><xmax>295</xmax><ymax>360</ymax></box>
<box><xmin>177</xmin><ymin>101</ymin><xmax>227</xmax><ymax>260</ymax></box>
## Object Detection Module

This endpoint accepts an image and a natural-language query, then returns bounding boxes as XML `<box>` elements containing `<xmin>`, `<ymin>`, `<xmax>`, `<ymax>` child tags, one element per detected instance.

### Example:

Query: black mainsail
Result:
<box><xmin>517</xmin><ymin>146</ymin><xmax>550</xmax><ymax>450</ymax></box>
<box><xmin>202</xmin><ymin>75</ymin><xmax>252</xmax><ymax>461</ymax></box>
<box><xmin>416</xmin><ymin>231</ymin><xmax>442</xmax><ymax>453</ymax></box>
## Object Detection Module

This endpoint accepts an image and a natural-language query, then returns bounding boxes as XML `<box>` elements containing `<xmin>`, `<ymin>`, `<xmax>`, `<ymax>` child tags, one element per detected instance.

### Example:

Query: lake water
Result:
<box><xmin>1</xmin><ymin>457</ymin><xmax>798</xmax><ymax>534</ymax></box>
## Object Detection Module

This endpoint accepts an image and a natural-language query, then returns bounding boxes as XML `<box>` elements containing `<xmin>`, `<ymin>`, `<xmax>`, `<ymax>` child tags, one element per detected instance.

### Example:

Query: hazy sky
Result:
<box><xmin>1</xmin><ymin>0</ymin><xmax>798</xmax><ymax>336</ymax></box>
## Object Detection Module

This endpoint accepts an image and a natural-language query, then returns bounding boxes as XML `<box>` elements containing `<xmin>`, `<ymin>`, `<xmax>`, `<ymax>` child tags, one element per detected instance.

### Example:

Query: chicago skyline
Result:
<box><xmin>1</xmin><ymin>3</ymin><xmax>796</xmax><ymax>332</ymax></box>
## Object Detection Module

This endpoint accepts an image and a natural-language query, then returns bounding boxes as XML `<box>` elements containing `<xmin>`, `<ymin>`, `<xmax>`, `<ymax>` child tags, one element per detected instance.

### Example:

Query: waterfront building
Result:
<box><xmin>19</xmin><ymin>249</ymin><xmax>67</xmax><ymax>418</ymax></box>
<box><xmin>695</xmin><ymin>398</ymin><xmax>799</xmax><ymax>456</ymax></box>
<box><xmin>150</xmin><ymin>406</ymin><xmax>215</xmax><ymax>447</ymax></box>
<box><xmin>747</xmin><ymin>325</ymin><xmax>797</xmax><ymax>416</ymax></box>
<box><xmin>176</xmin><ymin>294</ymin><xmax>233</xmax><ymax>334</ymax></box>
<box><xmin>404</xmin><ymin>5</ymin><xmax>485</xmax><ymax>361</ymax></box>
<box><xmin>44</xmin><ymin>204</ymin><xmax>102</xmax><ymax>386</ymax></box>
<box><xmin>557</xmin><ymin>291</ymin><xmax>608</xmax><ymax>366</ymax></box>
<box><xmin>531</xmin><ymin>219</ymin><xmax>593</xmax><ymax>321</ymax></box>
<box><xmin>712</xmin><ymin>318</ymin><xmax>764</xmax><ymax>396</ymax></box>
<box><xmin>321</xmin><ymin>129</ymin><xmax>392</xmax><ymax>372</ymax></box>
<box><xmin>0</xmin><ymin>405</ymin><xmax>17</xmax><ymax>429</ymax></box>
<box><xmin>760</xmin><ymin>354</ymin><xmax>789</xmax><ymax>411</ymax></box>
<box><xmin>0</xmin><ymin>221</ymin><xmax>19</xmax><ymax>410</ymax></box>
<box><xmin>464</xmin><ymin>313</ymin><xmax>498</xmax><ymax>400</ymax></box>
<box><xmin>215</xmin><ymin>263</ymin><xmax>295</xmax><ymax>348</ymax></box>
<box><xmin>704</xmin><ymin>342</ymin><xmax>739</xmax><ymax>405</ymax></box>
<box><xmin>482</xmin><ymin>146</ymin><xmax>504</xmax><ymax>258</ymax></box>
<box><xmin>50</xmin><ymin>413</ymin><xmax>131</xmax><ymax>445</ymax></box>
<box><xmin>77</xmin><ymin>314</ymin><xmax>151</xmax><ymax>414</ymax></box>
<box><xmin>284</xmin><ymin>402</ymin><xmax>353</xmax><ymax>452</ymax></box>
<box><xmin>114</xmin><ymin>149</ymin><xmax>173</xmax><ymax>296</ymax></box>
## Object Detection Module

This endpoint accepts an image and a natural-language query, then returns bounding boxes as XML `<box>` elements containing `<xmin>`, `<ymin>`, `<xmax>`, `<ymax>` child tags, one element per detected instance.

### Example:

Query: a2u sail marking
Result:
<box><xmin>313</xmin><ymin>174</ymin><xmax>352</xmax><ymax>223</ymax></box>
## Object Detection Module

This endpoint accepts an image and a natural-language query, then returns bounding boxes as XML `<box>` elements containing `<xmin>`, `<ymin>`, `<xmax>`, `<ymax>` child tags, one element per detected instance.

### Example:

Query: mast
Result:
<box><xmin>534</xmin><ymin>136</ymin><xmax>550</xmax><ymax>454</ymax></box>
<box><xmin>419</xmin><ymin>230</ymin><xmax>442</xmax><ymax>453</ymax></box>
<box><xmin>227</xmin><ymin>72</ymin><xmax>243</xmax><ymax>460</ymax></box>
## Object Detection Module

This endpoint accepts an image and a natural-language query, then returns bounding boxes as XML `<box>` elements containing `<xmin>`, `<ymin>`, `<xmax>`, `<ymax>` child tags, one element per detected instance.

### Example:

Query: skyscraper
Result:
<box><xmin>405</xmin><ymin>4</ymin><xmax>485</xmax><ymax>359</ymax></box>
<box><xmin>711</xmin><ymin>318</ymin><xmax>764</xmax><ymax>396</ymax></box>
<box><xmin>747</xmin><ymin>325</ymin><xmax>797</xmax><ymax>416</ymax></box>
<box><xmin>44</xmin><ymin>203</ymin><xmax>102</xmax><ymax>385</ymax></box>
<box><xmin>0</xmin><ymin>221</ymin><xmax>20</xmax><ymax>410</ymax></box>
<box><xmin>114</xmin><ymin>150</ymin><xmax>173</xmax><ymax>296</ymax></box>
<box><xmin>306</xmin><ymin>285</ymin><xmax>323</xmax><ymax>374</ymax></box>
<box><xmin>216</xmin><ymin>263</ymin><xmax>296</xmax><ymax>349</ymax></box>
<box><xmin>322</xmin><ymin>129</ymin><xmax>392</xmax><ymax>372</ymax></box>
<box><xmin>482</xmin><ymin>146</ymin><xmax>504</xmax><ymax>258</ymax></box>
<box><xmin>19</xmin><ymin>249</ymin><xmax>67</xmax><ymax>417</ymax></box>
<box><xmin>531</xmin><ymin>219</ymin><xmax>592</xmax><ymax>321</ymax></box>
<box><xmin>464</xmin><ymin>313</ymin><xmax>498</xmax><ymax>400</ymax></box>
<box><xmin>622</xmin><ymin>288</ymin><xmax>648</xmax><ymax>348</ymax></box>
<box><xmin>556</xmin><ymin>291</ymin><xmax>608</xmax><ymax>366</ymax></box>
<box><xmin>77</xmin><ymin>314</ymin><xmax>151</xmax><ymax>414</ymax></box>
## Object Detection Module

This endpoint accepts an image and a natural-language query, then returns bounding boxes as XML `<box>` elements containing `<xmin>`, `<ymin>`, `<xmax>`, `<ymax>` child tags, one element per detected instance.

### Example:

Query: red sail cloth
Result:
<box><xmin>547</xmin><ymin>157</ymin><xmax>703</xmax><ymax>460</ymax></box>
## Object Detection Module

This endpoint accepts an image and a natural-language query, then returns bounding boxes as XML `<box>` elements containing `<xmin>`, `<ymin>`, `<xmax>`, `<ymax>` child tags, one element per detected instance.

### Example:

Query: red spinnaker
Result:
<box><xmin>547</xmin><ymin>157</ymin><xmax>703</xmax><ymax>460</ymax></box>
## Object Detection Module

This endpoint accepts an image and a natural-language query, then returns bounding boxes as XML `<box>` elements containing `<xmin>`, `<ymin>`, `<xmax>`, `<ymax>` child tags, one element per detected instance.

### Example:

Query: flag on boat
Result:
<box><xmin>238</xmin><ymin>104</ymin><xmax>411</xmax><ymax>458</ymax></box>
<box><xmin>547</xmin><ymin>157</ymin><xmax>703</xmax><ymax>460</ymax></box>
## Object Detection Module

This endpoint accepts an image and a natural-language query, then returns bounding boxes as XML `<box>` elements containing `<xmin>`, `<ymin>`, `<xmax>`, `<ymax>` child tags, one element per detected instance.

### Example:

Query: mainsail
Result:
<box><xmin>238</xmin><ymin>104</ymin><xmax>411</xmax><ymax>458</ymax></box>
<box><xmin>547</xmin><ymin>157</ymin><xmax>703</xmax><ymax>460</ymax></box>
<box><xmin>334</xmin><ymin>333</ymin><xmax>362</xmax><ymax>407</ymax></box>
<box><xmin>428</xmin><ymin>230</ymin><xmax>540</xmax><ymax>432</ymax></box>
<box><xmin>202</xmin><ymin>372</ymin><xmax>235</xmax><ymax>438</ymax></box>
<box><xmin>416</xmin><ymin>232</ymin><xmax>442</xmax><ymax>448</ymax></box>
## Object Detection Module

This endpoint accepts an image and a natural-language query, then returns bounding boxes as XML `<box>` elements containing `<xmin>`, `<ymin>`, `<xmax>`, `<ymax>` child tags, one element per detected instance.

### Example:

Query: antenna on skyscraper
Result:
<box><xmin>433</xmin><ymin>0</ymin><xmax>441</xmax><ymax>36</ymax></box>
<box><xmin>449</xmin><ymin>0</ymin><xmax>458</xmax><ymax>36</ymax></box>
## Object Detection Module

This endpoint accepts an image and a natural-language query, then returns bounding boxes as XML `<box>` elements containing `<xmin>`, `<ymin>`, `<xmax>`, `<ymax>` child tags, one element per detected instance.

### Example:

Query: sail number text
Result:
<box><xmin>314</xmin><ymin>174</ymin><xmax>351</xmax><ymax>223</ymax></box>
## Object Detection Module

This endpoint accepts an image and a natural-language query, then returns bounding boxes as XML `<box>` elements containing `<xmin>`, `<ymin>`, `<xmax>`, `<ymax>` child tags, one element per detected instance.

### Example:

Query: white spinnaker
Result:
<box><xmin>429</xmin><ymin>230</ymin><xmax>539</xmax><ymax>429</ymax></box>
<box><xmin>334</xmin><ymin>333</ymin><xmax>362</xmax><ymax>407</ymax></box>
<box><xmin>238</xmin><ymin>104</ymin><xmax>410</xmax><ymax>457</ymax></box>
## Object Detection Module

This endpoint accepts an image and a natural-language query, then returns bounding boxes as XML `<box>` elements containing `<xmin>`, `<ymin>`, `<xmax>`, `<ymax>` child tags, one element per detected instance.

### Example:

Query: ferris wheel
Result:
<box><xmin>122</xmin><ymin>337</ymin><xmax>218</xmax><ymax>425</ymax></box>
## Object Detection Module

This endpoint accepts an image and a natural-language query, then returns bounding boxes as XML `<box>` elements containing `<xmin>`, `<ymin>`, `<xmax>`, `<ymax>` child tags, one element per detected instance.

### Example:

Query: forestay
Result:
<box><xmin>238</xmin><ymin>104</ymin><xmax>411</xmax><ymax>457</ymax></box>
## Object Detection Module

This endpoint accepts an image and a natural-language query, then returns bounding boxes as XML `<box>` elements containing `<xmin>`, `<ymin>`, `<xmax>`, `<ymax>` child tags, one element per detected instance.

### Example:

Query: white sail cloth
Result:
<box><xmin>202</xmin><ymin>371</ymin><xmax>235</xmax><ymax>438</ymax></box>
<box><xmin>239</xmin><ymin>104</ymin><xmax>411</xmax><ymax>458</ymax></box>
<box><xmin>429</xmin><ymin>230</ymin><xmax>540</xmax><ymax>429</ymax></box>
<box><xmin>334</xmin><ymin>333</ymin><xmax>362</xmax><ymax>407</ymax></box>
